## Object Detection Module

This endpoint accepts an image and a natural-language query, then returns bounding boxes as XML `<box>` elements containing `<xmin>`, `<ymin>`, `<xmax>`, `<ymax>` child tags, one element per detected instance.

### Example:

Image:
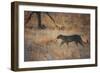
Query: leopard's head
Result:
<box><xmin>57</xmin><ymin>34</ymin><xmax>63</xmax><ymax>39</ymax></box>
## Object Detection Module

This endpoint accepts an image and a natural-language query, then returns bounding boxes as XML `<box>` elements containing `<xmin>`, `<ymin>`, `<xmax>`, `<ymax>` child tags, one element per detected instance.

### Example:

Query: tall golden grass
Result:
<box><xmin>24</xmin><ymin>11</ymin><xmax>90</xmax><ymax>61</ymax></box>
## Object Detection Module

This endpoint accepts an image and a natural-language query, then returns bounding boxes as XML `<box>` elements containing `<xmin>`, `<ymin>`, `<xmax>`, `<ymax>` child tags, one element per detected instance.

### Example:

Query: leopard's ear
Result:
<box><xmin>56</xmin><ymin>35</ymin><xmax>59</xmax><ymax>39</ymax></box>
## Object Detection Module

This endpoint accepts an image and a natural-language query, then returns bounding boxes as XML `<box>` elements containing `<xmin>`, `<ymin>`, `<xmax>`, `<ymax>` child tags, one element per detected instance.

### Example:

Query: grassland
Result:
<box><xmin>24</xmin><ymin>11</ymin><xmax>90</xmax><ymax>61</ymax></box>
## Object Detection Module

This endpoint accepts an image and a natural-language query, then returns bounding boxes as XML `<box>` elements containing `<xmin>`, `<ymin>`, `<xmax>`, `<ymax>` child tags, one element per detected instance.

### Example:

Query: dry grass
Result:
<box><xmin>24</xmin><ymin>28</ymin><xmax>90</xmax><ymax>61</ymax></box>
<box><xmin>24</xmin><ymin>12</ymin><xmax>90</xmax><ymax>61</ymax></box>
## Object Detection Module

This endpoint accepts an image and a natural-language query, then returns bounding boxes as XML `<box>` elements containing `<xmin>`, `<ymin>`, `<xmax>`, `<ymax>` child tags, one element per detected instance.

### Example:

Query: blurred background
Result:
<box><xmin>24</xmin><ymin>11</ymin><xmax>90</xmax><ymax>61</ymax></box>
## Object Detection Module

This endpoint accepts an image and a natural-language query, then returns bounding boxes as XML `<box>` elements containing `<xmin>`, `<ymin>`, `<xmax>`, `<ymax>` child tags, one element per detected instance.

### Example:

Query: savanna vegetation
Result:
<box><xmin>24</xmin><ymin>11</ymin><xmax>90</xmax><ymax>61</ymax></box>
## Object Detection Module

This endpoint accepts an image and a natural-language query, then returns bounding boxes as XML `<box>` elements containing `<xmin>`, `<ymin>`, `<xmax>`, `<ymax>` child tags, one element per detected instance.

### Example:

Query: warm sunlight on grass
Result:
<box><xmin>24</xmin><ymin>11</ymin><xmax>90</xmax><ymax>61</ymax></box>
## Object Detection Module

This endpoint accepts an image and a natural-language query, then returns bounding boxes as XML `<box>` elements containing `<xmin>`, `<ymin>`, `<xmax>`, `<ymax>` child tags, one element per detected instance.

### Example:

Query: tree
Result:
<box><xmin>25</xmin><ymin>12</ymin><xmax>56</xmax><ymax>29</ymax></box>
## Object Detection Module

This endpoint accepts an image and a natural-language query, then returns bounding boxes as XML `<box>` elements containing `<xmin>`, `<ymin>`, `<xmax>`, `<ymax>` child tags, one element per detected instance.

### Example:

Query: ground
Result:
<box><xmin>24</xmin><ymin>11</ymin><xmax>90</xmax><ymax>61</ymax></box>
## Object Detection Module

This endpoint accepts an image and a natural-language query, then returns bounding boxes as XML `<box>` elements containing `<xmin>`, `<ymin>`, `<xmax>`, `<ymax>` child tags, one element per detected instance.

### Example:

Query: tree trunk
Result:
<box><xmin>36</xmin><ymin>12</ymin><xmax>42</xmax><ymax>28</ymax></box>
